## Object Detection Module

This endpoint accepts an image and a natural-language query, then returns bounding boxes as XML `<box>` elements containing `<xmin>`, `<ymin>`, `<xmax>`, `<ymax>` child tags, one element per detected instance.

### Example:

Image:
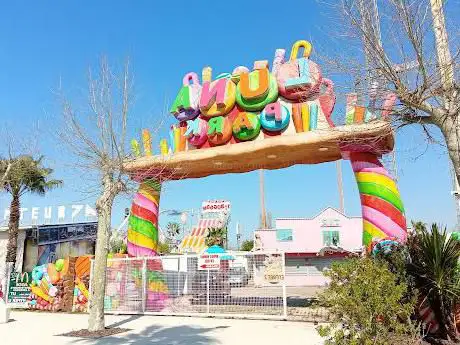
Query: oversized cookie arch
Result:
<box><xmin>125</xmin><ymin>39</ymin><xmax>407</xmax><ymax>271</ymax></box>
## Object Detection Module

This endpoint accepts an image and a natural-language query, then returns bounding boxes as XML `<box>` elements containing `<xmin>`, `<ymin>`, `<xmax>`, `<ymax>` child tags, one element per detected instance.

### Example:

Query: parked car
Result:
<box><xmin>191</xmin><ymin>270</ymin><xmax>230</xmax><ymax>302</ymax></box>
<box><xmin>228</xmin><ymin>267</ymin><xmax>249</xmax><ymax>287</ymax></box>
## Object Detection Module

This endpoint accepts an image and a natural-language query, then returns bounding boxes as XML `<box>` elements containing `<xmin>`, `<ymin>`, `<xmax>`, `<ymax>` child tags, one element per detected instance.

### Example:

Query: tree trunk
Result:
<box><xmin>430</xmin><ymin>0</ymin><xmax>454</xmax><ymax>93</ymax></box>
<box><xmin>6</xmin><ymin>193</ymin><xmax>20</xmax><ymax>266</ymax></box>
<box><xmin>88</xmin><ymin>184</ymin><xmax>114</xmax><ymax>332</ymax></box>
<box><xmin>432</xmin><ymin>294</ymin><xmax>459</xmax><ymax>341</ymax></box>
<box><xmin>438</xmin><ymin>116</ymin><xmax>460</xmax><ymax>192</ymax></box>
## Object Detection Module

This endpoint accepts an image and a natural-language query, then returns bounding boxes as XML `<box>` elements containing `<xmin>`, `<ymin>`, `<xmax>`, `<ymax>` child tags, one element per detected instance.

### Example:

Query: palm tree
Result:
<box><xmin>0</xmin><ymin>155</ymin><xmax>62</xmax><ymax>267</ymax></box>
<box><xmin>157</xmin><ymin>242</ymin><xmax>170</xmax><ymax>255</ymax></box>
<box><xmin>205</xmin><ymin>227</ymin><xmax>227</xmax><ymax>247</ymax></box>
<box><xmin>411</xmin><ymin>220</ymin><xmax>426</xmax><ymax>234</ymax></box>
<box><xmin>108</xmin><ymin>230</ymin><xmax>127</xmax><ymax>254</ymax></box>
<box><xmin>241</xmin><ymin>240</ymin><xmax>254</xmax><ymax>252</ymax></box>
<box><xmin>407</xmin><ymin>223</ymin><xmax>460</xmax><ymax>340</ymax></box>
<box><xmin>166</xmin><ymin>221</ymin><xmax>181</xmax><ymax>242</ymax></box>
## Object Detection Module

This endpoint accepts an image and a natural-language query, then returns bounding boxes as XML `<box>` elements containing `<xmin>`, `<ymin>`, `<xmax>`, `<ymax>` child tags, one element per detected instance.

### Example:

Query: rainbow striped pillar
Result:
<box><xmin>127</xmin><ymin>179</ymin><xmax>168</xmax><ymax>311</ymax></box>
<box><xmin>349</xmin><ymin>152</ymin><xmax>407</xmax><ymax>247</ymax></box>
<box><xmin>128</xmin><ymin>179</ymin><xmax>161</xmax><ymax>257</ymax></box>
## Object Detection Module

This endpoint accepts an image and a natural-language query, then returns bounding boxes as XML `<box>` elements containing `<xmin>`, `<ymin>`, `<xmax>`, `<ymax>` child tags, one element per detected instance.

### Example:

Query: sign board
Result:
<box><xmin>7</xmin><ymin>272</ymin><xmax>32</xmax><ymax>307</ymax></box>
<box><xmin>198</xmin><ymin>254</ymin><xmax>221</xmax><ymax>270</ymax></box>
<box><xmin>35</xmin><ymin>222</ymin><xmax>97</xmax><ymax>245</ymax></box>
<box><xmin>2</xmin><ymin>204</ymin><xmax>97</xmax><ymax>227</ymax></box>
<box><xmin>201</xmin><ymin>200</ymin><xmax>231</xmax><ymax>222</ymax></box>
<box><xmin>201</xmin><ymin>200</ymin><xmax>231</xmax><ymax>213</ymax></box>
<box><xmin>263</xmin><ymin>255</ymin><xmax>284</xmax><ymax>285</ymax></box>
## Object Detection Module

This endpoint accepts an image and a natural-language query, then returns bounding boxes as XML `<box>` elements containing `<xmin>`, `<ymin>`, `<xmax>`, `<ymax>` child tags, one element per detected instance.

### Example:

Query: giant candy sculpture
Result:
<box><xmin>127</xmin><ymin>179</ymin><xmax>168</xmax><ymax>311</ymax></box>
<box><xmin>128</xmin><ymin>179</ymin><xmax>161</xmax><ymax>256</ymax></box>
<box><xmin>27</xmin><ymin>256</ymin><xmax>91</xmax><ymax>312</ymax></box>
<box><xmin>348</xmin><ymin>152</ymin><xmax>407</xmax><ymax>247</ymax></box>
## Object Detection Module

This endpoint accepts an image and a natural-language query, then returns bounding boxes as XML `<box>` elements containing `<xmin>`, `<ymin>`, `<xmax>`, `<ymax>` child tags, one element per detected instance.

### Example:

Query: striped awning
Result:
<box><xmin>178</xmin><ymin>218</ymin><xmax>224</xmax><ymax>253</ymax></box>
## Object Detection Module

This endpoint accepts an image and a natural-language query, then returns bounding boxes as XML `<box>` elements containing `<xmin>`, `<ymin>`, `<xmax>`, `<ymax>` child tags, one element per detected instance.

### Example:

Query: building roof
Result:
<box><xmin>0</xmin><ymin>225</ymin><xmax>32</xmax><ymax>232</ymax></box>
<box><xmin>275</xmin><ymin>206</ymin><xmax>362</xmax><ymax>221</ymax></box>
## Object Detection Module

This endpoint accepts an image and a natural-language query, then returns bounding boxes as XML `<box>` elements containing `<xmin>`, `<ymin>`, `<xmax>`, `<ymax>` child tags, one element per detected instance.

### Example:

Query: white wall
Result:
<box><xmin>0</xmin><ymin>231</ymin><xmax>8</xmax><ymax>293</ymax></box>
<box><xmin>0</xmin><ymin>230</ymin><xmax>26</xmax><ymax>295</ymax></box>
<box><xmin>257</xmin><ymin>207</ymin><xmax>363</xmax><ymax>253</ymax></box>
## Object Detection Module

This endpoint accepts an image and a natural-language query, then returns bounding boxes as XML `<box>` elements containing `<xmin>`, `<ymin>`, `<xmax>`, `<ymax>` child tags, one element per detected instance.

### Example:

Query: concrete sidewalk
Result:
<box><xmin>1</xmin><ymin>311</ymin><xmax>324</xmax><ymax>345</ymax></box>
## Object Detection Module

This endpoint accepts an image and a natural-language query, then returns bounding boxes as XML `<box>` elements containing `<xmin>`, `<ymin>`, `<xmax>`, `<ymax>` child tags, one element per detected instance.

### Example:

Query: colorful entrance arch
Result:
<box><xmin>125</xmin><ymin>39</ymin><xmax>406</xmax><ymax>258</ymax></box>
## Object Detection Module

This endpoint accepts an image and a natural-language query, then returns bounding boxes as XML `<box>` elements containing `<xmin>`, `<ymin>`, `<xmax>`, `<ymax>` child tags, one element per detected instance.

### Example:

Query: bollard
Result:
<box><xmin>0</xmin><ymin>298</ymin><xmax>10</xmax><ymax>324</ymax></box>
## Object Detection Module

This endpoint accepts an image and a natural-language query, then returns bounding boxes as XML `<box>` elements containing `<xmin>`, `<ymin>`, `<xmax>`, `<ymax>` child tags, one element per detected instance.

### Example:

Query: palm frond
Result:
<box><xmin>408</xmin><ymin>222</ymin><xmax>460</xmax><ymax>337</ymax></box>
<box><xmin>0</xmin><ymin>155</ymin><xmax>62</xmax><ymax>197</ymax></box>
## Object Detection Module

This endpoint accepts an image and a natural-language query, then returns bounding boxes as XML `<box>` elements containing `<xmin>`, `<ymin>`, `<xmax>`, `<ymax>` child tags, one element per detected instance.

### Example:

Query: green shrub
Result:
<box><xmin>241</xmin><ymin>240</ymin><xmax>254</xmax><ymax>251</ymax></box>
<box><xmin>374</xmin><ymin>243</ymin><xmax>417</xmax><ymax>305</ymax></box>
<box><xmin>406</xmin><ymin>223</ymin><xmax>460</xmax><ymax>341</ymax></box>
<box><xmin>157</xmin><ymin>242</ymin><xmax>170</xmax><ymax>254</ymax></box>
<box><xmin>317</xmin><ymin>257</ymin><xmax>417</xmax><ymax>345</ymax></box>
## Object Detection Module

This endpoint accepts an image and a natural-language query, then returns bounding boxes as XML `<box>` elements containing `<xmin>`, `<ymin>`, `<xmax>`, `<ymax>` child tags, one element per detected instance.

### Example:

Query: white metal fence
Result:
<box><xmin>95</xmin><ymin>252</ymin><xmax>287</xmax><ymax>319</ymax></box>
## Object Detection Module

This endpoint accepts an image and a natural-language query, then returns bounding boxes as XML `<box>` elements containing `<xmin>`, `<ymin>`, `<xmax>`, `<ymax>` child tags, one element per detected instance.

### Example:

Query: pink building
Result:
<box><xmin>254</xmin><ymin>207</ymin><xmax>363</xmax><ymax>286</ymax></box>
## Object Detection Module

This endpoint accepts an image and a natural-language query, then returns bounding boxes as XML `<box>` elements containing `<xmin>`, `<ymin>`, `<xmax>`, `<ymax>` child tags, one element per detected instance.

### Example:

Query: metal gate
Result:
<box><xmin>95</xmin><ymin>252</ymin><xmax>287</xmax><ymax>319</ymax></box>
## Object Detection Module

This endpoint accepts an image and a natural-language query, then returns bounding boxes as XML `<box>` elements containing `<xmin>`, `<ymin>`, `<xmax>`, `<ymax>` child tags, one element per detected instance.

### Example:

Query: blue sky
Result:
<box><xmin>0</xmin><ymin>0</ymin><xmax>457</xmax><ymax>246</ymax></box>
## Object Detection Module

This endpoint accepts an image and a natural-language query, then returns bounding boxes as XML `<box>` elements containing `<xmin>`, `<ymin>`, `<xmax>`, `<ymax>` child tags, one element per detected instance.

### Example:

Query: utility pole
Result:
<box><xmin>236</xmin><ymin>222</ymin><xmax>241</xmax><ymax>250</ymax></box>
<box><xmin>356</xmin><ymin>0</ymin><xmax>399</xmax><ymax>181</ymax></box>
<box><xmin>259</xmin><ymin>170</ymin><xmax>267</xmax><ymax>228</ymax></box>
<box><xmin>336</xmin><ymin>161</ymin><xmax>345</xmax><ymax>213</ymax></box>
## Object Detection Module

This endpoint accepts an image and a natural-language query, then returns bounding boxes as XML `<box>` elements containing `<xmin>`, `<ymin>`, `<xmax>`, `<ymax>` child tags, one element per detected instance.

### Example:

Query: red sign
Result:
<box><xmin>198</xmin><ymin>254</ymin><xmax>221</xmax><ymax>270</ymax></box>
<box><xmin>201</xmin><ymin>200</ymin><xmax>231</xmax><ymax>213</ymax></box>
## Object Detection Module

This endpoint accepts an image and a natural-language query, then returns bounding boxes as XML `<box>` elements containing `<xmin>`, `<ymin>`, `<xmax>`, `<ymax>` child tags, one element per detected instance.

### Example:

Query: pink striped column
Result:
<box><xmin>348</xmin><ymin>152</ymin><xmax>407</xmax><ymax>247</ymax></box>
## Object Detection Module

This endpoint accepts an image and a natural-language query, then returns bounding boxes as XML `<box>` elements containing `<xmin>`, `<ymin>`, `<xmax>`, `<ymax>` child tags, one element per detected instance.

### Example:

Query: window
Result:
<box><xmin>276</xmin><ymin>229</ymin><xmax>293</xmax><ymax>241</ymax></box>
<box><xmin>320</xmin><ymin>218</ymin><xmax>340</xmax><ymax>227</ymax></box>
<box><xmin>323</xmin><ymin>230</ymin><xmax>340</xmax><ymax>246</ymax></box>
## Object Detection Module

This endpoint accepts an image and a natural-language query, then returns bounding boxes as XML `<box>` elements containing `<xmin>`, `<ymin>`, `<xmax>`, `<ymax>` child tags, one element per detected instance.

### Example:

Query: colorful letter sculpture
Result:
<box><xmin>275</xmin><ymin>40</ymin><xmax>323</xmax><ymax>101</ymax></box>
<box><xmin>128</xmin><ymin>179</ymin><xmax>161</xmax><ymax>257</ymax></box>
<box><xmin>207</xmin><ymin>116</ymin><xmax>233</xmax><ymax>145</ymax></box>
<box><xmin>233</xmin><ymin>112</ymin><xmax>261</xmax><ymax>140</ymax></box>
<box><xmin>345</xmin><ymin>92</ymin><xmax>397</xmax><ymax>124</ymax></box>
<box><xmin>185</xmin><ymin>117</ymin><xmax>208</xmax><ymax>147</ymax></box>
<box><xmin>200</xmin><ymin>78</ymin><xmax>236</xmax><ymax>117</ymax></box>
<box><xmin>170</xmin><ymin>72</ymin><xmax>202</xmax><ymax>121</ymax></box>
<box><xmin>236</xmin><ymin>68</ymin><xmax>278</xmax><ymax>111</ymax></box>
<box><xmin>129</xmin><ymin>39</ymin><xmax>339</xmax><ymax>158</ymax></box>
<box><xmin>348</xmin><ymin>152</ymin><xmax>407</xmax><ymax>247</ymax></box>
<box><xmin>260</xmin><ymin>102</ymin><xmax>290</xmax><ymax>132</ymax></box>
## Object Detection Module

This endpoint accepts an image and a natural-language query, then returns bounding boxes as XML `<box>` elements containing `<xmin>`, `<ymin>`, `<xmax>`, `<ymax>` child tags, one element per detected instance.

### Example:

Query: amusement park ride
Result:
<box><xmin>124</xmin><ymin>39</ymin><xmax>407</xmax><ymax>259</ymax></box>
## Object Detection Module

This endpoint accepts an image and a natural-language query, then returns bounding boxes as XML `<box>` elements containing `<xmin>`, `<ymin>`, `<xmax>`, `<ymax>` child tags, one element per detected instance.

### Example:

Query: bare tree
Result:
<box><xmin>318</xmin><ymin>0</ymin><xmax>459</xmax><ymax>178</ymax></box>
<box><xmin>57</xmin><ymin>58</ymin><xmax>134</xmax><ymax>331</ymax></box>
<box><xmin>317</xmin><ymin>2</ymin><xmax>459</xmax><ymax>338</ymax></box>
<box><xmin>57</xmin><ymin>57</ymin><xmax>178</xmax><ymax>331</ymax></box>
